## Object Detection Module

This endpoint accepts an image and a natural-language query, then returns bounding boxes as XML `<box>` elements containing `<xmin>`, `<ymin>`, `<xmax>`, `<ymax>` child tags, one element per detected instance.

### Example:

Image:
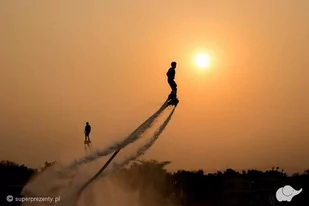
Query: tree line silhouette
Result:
<box><xmin>0</xmin><ymin>159</ymin><xmax>308</xmax><ymax>206</ymax></box>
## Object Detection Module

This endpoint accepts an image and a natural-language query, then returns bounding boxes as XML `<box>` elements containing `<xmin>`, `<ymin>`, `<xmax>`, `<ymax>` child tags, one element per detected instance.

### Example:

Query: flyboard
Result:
<box><xmin>84</xmin><ymin>140</ymin><xmax>92</xmax><ymax>154</ymax></box>
<box><xmin>84</xmin><ymin>140</ymin><xmax>92</xmax><ymax>150</ymax></box>
<box><xmin>84</xmin><ymin>140</ymin><xmax>92</xmax><ymax>146</ymax></box>
<box><xmin>167</xmin><ymin>92</ymin><xmax>179</xmax><ymax>107</ymax></box>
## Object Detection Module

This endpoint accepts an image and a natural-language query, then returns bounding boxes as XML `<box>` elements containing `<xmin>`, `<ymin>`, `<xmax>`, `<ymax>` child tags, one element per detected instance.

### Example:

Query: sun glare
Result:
<box><xmin>195</xmin><ymin>53</ymin><xmax>211</xmax><ymax>69</ymax></box>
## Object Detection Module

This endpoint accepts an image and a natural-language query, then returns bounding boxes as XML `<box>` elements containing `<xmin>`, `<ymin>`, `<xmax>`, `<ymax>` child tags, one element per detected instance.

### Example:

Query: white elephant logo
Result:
<box><xmin>276</xmin><ymin>185</ymin><xmax>302</xmax><ymax>202</ymax></box>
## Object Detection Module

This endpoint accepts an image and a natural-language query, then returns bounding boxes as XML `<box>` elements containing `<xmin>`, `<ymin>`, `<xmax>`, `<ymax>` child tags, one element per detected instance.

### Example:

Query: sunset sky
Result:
<box><xmin>1</xmin><ymin>0</ymin><xmax>309</xmax><ymax>174</ymax></box>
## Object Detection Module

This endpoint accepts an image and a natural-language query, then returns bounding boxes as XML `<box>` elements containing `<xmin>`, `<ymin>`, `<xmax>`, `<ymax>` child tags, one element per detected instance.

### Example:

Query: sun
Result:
<box><xmin>195</xmin><ymin>53</ymin><xmax>211</xmax><ymax>69</ymax></box>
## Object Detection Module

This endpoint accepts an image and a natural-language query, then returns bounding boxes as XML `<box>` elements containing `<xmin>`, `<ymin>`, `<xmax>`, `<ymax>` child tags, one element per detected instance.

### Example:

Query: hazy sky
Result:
<box><xmin>1</xmin><ymin>0</ymin><xmax>309</xmax><ymax>174</ymax></box>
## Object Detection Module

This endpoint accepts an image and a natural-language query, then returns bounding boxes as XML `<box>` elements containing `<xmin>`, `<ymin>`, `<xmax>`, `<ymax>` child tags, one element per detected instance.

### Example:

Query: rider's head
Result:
<box><xmin>171</xmin><ymin>61</ymin><xmax>177</xmax><ymax>68</ymax></box>
<box><xmin>86</xmin><ymin>122</ymin><xmax>89</xmax><ymax>125</ymax></box>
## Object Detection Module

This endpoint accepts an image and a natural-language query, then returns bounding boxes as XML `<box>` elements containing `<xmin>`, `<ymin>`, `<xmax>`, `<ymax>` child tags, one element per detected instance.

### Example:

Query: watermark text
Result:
<box><xmin>6</xmin><ymin>195</ymin><xmax>61</xmax><ymax>203</ymax></box>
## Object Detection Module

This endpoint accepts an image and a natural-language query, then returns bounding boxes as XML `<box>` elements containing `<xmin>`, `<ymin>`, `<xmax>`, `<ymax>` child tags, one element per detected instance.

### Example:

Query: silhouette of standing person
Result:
<box><xmin>167</xmin><ymin>61</ymin><xmax>177</xmax><ymax>100</ymax></box>
<box><xmin>84</xmin><ymin>122</ymin><xmax>91</xmax><ymax>143</ymax></box>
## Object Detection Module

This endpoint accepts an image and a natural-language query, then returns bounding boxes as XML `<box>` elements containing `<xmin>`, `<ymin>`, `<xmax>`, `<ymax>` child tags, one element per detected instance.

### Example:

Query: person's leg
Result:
<box><xmin>171</xmin><ymin>81</ymin><xmax>177</xmax><ymax>98</ymax></box>
<box><xmin>168</xmin><ymin>91</ymin><xmax>173</xmax><ymax>100</ymax></box>
<box><xmin>168</xmin><ymin>80</ymin><xmax>177</xmax><ymax>98</ymax></box>
<box><xmin>168</xmin><ymin>80</ymin><xmax>174</xmax><ymax>99</ymax></box>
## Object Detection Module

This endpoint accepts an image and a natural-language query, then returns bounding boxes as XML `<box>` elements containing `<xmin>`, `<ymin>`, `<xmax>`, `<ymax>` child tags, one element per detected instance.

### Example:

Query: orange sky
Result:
<box><xmin>1</xmin><ymin>0</ymin><xmax>309</xmax><ymax>174</ymax></box>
